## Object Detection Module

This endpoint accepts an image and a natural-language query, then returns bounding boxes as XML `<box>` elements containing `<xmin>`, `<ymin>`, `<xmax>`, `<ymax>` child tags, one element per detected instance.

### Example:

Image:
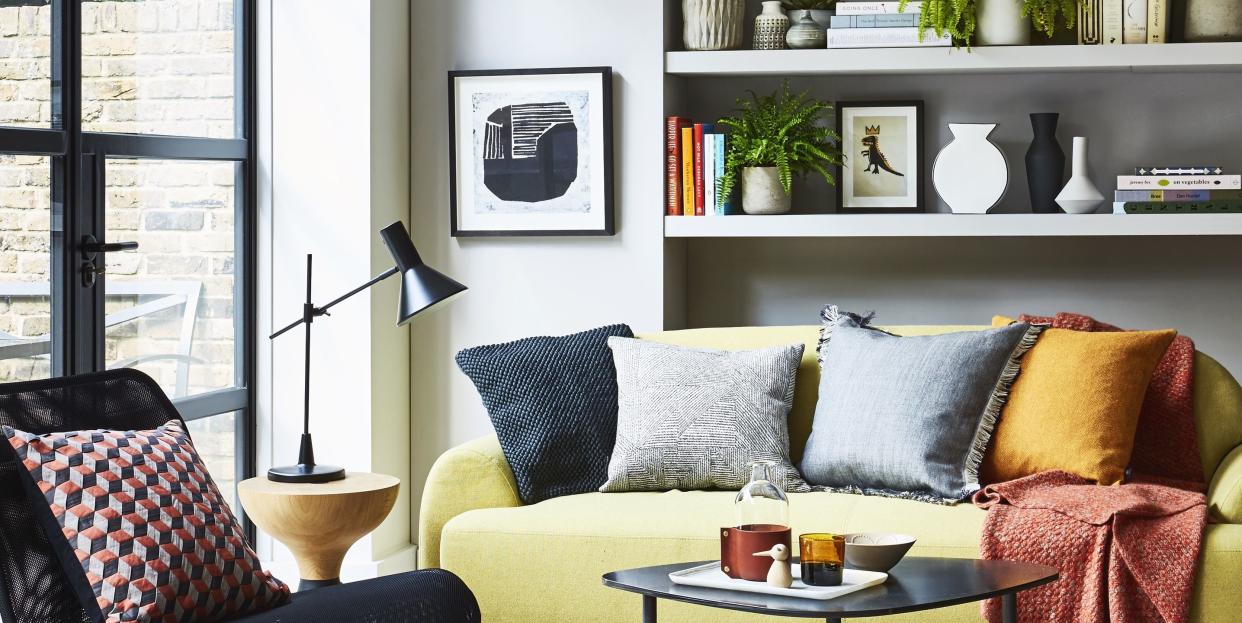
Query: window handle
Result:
<box><xmin>80</xmin><ymin>236</ymin><xmax>139</xmax><ymax>256</ymax></box>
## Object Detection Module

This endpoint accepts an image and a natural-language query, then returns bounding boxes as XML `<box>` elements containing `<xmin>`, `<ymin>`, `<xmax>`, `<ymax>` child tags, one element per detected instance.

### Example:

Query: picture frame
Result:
<box><xmin>835</xmin><ymin>101</ymin><xmax>924</xmax><ymax>214</ymax></box>
<box><xmin>448</xmin><ymin>67</ymin><xmax>615</xmax><ymax>237</ymax></box>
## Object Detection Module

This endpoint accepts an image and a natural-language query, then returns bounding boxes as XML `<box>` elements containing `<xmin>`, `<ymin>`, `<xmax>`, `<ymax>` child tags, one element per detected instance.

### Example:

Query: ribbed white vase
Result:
<box><xmin>682</xmin><ymin>0</ymin><xmax>746</xmax><ymax>51</ymax></box>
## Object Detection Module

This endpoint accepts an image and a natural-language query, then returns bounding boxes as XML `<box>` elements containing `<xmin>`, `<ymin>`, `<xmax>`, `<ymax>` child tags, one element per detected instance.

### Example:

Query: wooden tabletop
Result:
<box><xmin>238</xmin><ymin>472</ymin><xmax>400</xmax><ymax>496</ymax></box>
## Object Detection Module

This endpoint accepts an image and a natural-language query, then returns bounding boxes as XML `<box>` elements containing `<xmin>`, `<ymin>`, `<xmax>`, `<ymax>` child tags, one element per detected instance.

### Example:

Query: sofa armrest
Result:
<box><xmin>1209</xmin><ymin>444</ymin><xmax>1242</xmax><ymax>524</ymax></box>
<box><xmin>418</xmin><ymin>434</ymin><xmax>522</xmax><ymax>569</ymax></box>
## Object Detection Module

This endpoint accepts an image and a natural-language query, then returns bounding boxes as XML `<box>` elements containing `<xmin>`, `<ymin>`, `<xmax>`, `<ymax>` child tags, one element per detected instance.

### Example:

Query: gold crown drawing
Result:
<box><xmin>864</xmin><ymin>125</ymin><xmax>881</xmax><ymax>136</ymax></box>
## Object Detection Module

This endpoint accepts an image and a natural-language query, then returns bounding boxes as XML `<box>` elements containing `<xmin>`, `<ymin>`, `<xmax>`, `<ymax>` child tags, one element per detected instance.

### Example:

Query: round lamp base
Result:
<box><xmin>267</xmin><ymin>464</ymin><xmax>346</xmax><ymax>484</ymax></box>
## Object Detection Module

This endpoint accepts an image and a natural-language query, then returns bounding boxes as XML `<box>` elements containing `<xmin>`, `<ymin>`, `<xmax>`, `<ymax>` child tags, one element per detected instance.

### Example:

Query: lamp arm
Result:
<box><xmin>269</xmin><ymin>266</ymin><xmax>401</xmax><ymax>340</ymax></box>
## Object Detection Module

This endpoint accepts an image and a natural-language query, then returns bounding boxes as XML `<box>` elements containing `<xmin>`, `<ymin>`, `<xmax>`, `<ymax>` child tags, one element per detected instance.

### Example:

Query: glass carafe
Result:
<box><xmin>720</xmin><ymin>461</ymin><xmax>792</xmax><ymax>581</ymax></box>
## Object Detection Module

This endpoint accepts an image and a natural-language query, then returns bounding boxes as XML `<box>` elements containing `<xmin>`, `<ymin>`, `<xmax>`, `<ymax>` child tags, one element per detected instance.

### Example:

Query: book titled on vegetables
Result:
<box><xmin>1116</xmin><ymin>175</ymin><xmax>1242</xmax><ymax>190</ymax></box>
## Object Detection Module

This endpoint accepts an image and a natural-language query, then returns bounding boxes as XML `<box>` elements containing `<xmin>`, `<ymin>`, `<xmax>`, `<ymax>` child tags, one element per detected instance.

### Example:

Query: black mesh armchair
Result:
<box><xmin>0</xmin><ymin>369</ymin><xmax>480</xmax><ymax>623</ymax></box>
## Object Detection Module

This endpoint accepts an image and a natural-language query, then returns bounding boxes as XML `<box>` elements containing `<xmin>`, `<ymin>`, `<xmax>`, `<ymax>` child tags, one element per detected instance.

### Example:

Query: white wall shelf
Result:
<box><xmin>664</xmin><ymin>214</ymin><xmax>1242</xmax><ymax>238</ymax></box>
<box><xmin>666</xmin><ymin>42</ymin><xmax>1242</xmax><ymax>76</ymax></box>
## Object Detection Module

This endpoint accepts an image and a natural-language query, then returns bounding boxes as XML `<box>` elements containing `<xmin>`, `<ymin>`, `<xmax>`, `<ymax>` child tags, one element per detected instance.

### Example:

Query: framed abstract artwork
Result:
<box><xmin>448</xmin><ymin>67</ymin><xmax>615</xmax><ymax>237</ymax></box>
<box><xmin>835</xmin><ymin>101</ymin><xmax>924</xmax><ymax>214</ymax></box>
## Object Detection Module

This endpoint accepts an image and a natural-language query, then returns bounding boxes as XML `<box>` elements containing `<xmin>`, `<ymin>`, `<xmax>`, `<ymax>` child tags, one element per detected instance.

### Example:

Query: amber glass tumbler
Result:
<box><xmin>799</xmin><ymin>533</ymin><xmax>845</xmax><ymax>586</ymax></box>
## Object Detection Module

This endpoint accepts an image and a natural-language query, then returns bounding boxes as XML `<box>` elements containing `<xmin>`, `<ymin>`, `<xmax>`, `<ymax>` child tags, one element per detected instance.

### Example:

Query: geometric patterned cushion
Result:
<box><xmin>455</xmin><ymin>324</ymin><xmax>634</xmax><ymax>505</ymax></box>
<box><xmin>2</xmin><ymin>419</ymin><xmax>290</xmax><ymax>622</ymax></box>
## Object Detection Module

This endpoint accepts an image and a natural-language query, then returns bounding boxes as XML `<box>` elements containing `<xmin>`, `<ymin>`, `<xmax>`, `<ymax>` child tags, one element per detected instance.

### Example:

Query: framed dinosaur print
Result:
<box><xmin>836</xmin><ymin>101</ymin><xmax>924</xmax><ymax>213</ymax></box>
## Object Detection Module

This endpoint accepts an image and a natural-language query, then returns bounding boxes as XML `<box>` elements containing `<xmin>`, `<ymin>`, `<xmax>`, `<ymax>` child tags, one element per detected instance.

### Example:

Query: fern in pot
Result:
<box><xmin>718</xmin><ymin>82</ymin><xmax>842</xmax><ymax>215</ymax></box>
<box><xmin>905</xmin><ymin>0</ymin><xmax>1078</xmax><ymax>46</ymax></box>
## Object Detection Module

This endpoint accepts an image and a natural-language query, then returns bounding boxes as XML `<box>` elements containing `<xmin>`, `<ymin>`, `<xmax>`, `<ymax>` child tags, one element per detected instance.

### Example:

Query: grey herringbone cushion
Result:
<box><xmin>800</xmin><ymin>307</ymin><xmax>1042</xmax><ymax>504</ymax></box>
<box><xmin>600</xmin><ymin>338</ymin><xmax>810</xmax><ymax>493</ymax></box>
<box><xmin>455</xmin><ymin>324</ymin><xmax>633</xmax><ymax>504</ymax></box>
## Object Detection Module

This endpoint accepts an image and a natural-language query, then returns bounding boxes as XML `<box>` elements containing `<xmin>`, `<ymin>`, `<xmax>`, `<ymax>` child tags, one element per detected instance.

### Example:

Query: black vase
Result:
<box><xmin>1025</xmin><ymin>113</ymin><xmax>1066</xmax><ymax>214</ymax></box>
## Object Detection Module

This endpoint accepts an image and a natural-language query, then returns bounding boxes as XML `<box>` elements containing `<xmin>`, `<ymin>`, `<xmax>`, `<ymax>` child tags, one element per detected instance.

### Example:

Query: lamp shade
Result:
<box><xmin>380</xmin><ymin>222</ymin><xmax>467</xmax><ymax>325</ymax></box>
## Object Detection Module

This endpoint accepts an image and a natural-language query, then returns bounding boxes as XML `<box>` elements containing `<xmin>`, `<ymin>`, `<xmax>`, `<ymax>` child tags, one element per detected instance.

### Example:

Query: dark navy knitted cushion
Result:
<box><xmin>455</xmin><ymin>324</ymin><xmax>634</xmax><ymax>504</ymax></box>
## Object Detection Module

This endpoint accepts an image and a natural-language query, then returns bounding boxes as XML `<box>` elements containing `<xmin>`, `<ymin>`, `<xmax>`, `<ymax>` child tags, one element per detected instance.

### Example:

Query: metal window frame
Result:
<box><xmin>0</xmin><ymin>0</ymin><xmax>258</xmax><ymax>531</ymax></box>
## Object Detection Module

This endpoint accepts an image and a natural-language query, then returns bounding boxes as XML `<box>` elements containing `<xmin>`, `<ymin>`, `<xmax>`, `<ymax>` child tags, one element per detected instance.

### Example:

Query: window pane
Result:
<box><xmin>186</xmin><ymin>410</ymin><xmax>238</xmax><ymax>511</ymax></box>
<box><xmin>104</xmin><ymin>158</ymin><xmax>235</xmax><ymax>398</ymax></box>
<box><xmin>82</xmin><ymin>0</ymin><xmax>236</xmax><ymax>138</ymax></box>
<box><xmin>0</xmin><ymin>1</ymin><xmax>52</xmax><ymax>128</ymax></box>
<box><xmin>0</xmin><ymin>154</ymin><xmax>52</xmax><ymax>381</ymax></box>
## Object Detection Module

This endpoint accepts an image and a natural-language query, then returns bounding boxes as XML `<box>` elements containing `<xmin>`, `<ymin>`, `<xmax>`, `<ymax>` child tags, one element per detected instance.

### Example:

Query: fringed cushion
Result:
<box><xmin>799</xmin><ymin>306</ymin><xmax>1042</xmax><ymax>504</ymax></box>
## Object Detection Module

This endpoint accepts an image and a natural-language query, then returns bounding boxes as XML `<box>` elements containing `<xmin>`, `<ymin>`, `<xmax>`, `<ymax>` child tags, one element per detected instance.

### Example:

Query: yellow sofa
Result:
<box><xmin>419</xmin><ymin>326</ymin><xmax>1242</xmax><ymax>622</ymax></box>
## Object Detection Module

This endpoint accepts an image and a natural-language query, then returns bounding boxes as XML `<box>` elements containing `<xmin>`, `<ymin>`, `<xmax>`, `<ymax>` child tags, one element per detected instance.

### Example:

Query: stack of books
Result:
<box><xmin>827</xmin><ymin>1</ymin><xmax>949</xmax><ymax>49</ymax></box>
<box><xmin>666</xmin><ymin>116</ymin><xmax>735</xmax><ymax>217</ymax></box>
<box><xmin>1112</xmin><ymin>167</ymin><xmax>1242</xmax><ymax>214</ymax></box>
<box><xmin>1083</xmin><ymin>0</ymin><xmax>1169</xmax><ymax>45</ymax></box>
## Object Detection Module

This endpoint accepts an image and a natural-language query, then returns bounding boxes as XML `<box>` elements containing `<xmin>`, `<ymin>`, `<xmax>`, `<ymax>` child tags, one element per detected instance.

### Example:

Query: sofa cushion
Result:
<box><xmin>601</xmin><ymin>338</ymin><xmax>808</xmax><ymax>493</ymax></box>
<box><xmin>800</xmin><ymin>309</ymin><xmax>1041</xmax><ymax>503</ymax></box>
<box><xmin>456</xmin><ymin>323</ymin><xmax>633</xmax><ymax>504</ymax></box>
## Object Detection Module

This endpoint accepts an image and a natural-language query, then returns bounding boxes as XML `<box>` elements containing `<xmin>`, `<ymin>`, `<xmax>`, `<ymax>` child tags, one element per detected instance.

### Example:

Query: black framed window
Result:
<box><xmin>0</xmin><ymin>0</ymin><xmax>255</xmax><ymax>516</ymax></box>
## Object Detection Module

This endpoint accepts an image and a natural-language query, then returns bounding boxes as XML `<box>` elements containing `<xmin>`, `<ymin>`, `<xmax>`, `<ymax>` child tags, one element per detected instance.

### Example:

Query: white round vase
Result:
<box><xmin>682</xmin><ymin>0</ymin><xmax>746</xmax><ymax>51</ymax></box>
<box><xmin>933</xmin><ymin>123</ymin><xmax>1010</xmax><ymax>214</ymax></box>
<box><xmin>1055</xmin><ymin>137</ymin><xmax>1105</xmax><ymax>214</ymax></box>
<box><xmin>976</xmin><ymin>0</ymin><xmax>1032</xmax><ymax>45</ymax></box>
<box><xmin>742</xmin><ymin>167</ymin><xmax>792</xmax><ymax>215</ymax></box>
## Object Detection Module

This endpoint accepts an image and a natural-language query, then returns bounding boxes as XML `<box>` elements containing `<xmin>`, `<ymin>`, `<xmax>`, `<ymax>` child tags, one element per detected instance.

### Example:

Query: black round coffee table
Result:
<box><xmin>602</xmin><ymin>557</ymin><xmax>1058</xmax><ymax>623</ymax></box>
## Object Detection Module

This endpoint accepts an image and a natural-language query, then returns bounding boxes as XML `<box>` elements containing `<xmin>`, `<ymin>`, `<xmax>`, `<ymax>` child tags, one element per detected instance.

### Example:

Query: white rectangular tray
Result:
<box><xmin>669</xmin><ymin>562</ymin><xmax>887</xmax><ymax>600</ymax></box>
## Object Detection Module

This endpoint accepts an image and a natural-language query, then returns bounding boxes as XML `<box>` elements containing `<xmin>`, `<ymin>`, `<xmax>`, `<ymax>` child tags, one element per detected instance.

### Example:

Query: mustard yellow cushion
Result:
<box><xmin>984</xmin><ymin>317</ymin><xmax>1176</xmax><ymax>485</ymax></box>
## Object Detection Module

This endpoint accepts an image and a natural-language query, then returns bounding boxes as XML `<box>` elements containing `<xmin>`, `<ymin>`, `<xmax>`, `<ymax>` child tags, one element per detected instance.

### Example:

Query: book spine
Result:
<box><xmin>1122</xmin><ymin>0</ymin><xmax>1147</xmax><ymax>43</ymax></box>
<box><xmin>714</xmin><ymin>135</ymin><xmax>726</xmax><ymax>216</ymax></box>
<box><xmin>1079</xmin><ymin>0</ymin><xmax>1103</xmax><ymax>44</ymax></box>
<box><xmin>703</xmin><ymin>133</ymin><xmax>716</xmax><ymax>217</ymax></box>
<box><xmin>1147</xmin><ymin>0</ymin><xmax>1168</xmax><ymax>43</ymax></box>
<box><xmin>830</xmin><ymin>14</ymin><xmax>920</xmax><ymax>28</ymax></box>
<box><xmin>666</xmin><ymin>117</ymin><xmax>683</xmax><ymax>216</ymax></box>
<box><xmin>1116</xmin><ymin>175</ymin><xmax>1242</xmax><ymax>190</ymax></box>
<box><xmin>827</xmin><ymin>27</ymin><xmax>951</xmax><ymax>48</ymax></box>
<box><xmin>1115</xmin><ymin>189</ymin><xmax>1242</xmax><ymax>201</ymax></box>
<box><xmin>1134</xmin><ymin>166</ymin><xmax>1223</xmax><ymax>175</ymax></box>
<box><xmin>681</xmin><ymin>127</ymin><xmax>695</xmax><ymax>216</ymax></box>
<box><xmin>835</xmin><ymin>1</ymin><xmax>921</xmax><ymax>15</ymax></box>
<box><xmin>693</xmin><ymin>123</ymin><xmax>711</xmax><ymax>217</ymax></box>
<box><xmin>1102</xmin><ymin>0</ymin><xmax>1123</xmax><ymax>44</ymax></box>
<box><xmin>1124</xmin><ymin>201</ymin><xmax>1242</xmax><ymax>213</ymax></box>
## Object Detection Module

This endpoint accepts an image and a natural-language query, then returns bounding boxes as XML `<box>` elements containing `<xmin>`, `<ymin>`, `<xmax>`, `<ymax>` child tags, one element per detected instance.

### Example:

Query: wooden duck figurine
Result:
<box><xmin>753</xmin><ymin>544</ymin><xmax>794</xmax><ymax>588</ymax></box>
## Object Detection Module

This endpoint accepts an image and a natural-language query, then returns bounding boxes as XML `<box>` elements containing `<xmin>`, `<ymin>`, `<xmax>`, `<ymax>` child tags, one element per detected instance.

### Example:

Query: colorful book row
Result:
<box><xmin>666</xmin><ymin>117</ymin><xmax>734</xmax><ymax>216</ymax></box>
<box><xmin>1114</xmin><ymin>190</ymin><xmax>1242</xmax><ymax>202</ymax></box>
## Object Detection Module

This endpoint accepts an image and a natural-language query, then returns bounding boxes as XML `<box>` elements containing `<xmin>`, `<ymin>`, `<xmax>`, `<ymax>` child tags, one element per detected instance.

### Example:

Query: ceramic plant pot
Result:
<box><xmin>788</xmin><ymin>9</ymin><xmax>834</xmax><ymax>30</ymax></box>
<box><xmin>1185</xmin><ymin>0</ymin><xmax>1242</xmax><ymax>42</ymax></box>
<box><xmin>754</xmin><ymin>1</ymin><xmax>790</xmax><ymax>50</ymax></box>
<box><xmin>682</xmin><ymin>0</ymin><xmax>747</xmax><ymax>51</ymax></box>
<box><xmin>1056</xmin><ymin>137</ymin><xmax>1105</xmax><ymax>214</ymax></box>
<box><xmin>1025</xmin><ymin>113</ymin><xmax>1066</xmax><ymax>214</ymax></box>
<box><xmin>786</xmin><ymin>11</ymin><xmax>828</xmax><ymax>49</ymax></box>
<box><xmin>976</xmin><ymin>0</ymin><xmax>1032</xmax><ymax>45</ymax></box>
<box><xmin>742</xmin><ymin>167</ymin><xmax>793</xmax><ymax>215</ymax></box>
<box><xmin>932</xmin><ymin>123</ymin><xmax>1010</xmax><ymax>214</ymax></box>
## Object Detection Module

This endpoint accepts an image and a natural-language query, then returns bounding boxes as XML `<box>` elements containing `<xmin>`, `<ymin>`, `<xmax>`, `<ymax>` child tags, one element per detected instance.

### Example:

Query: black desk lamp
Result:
<box><xmin>267</xmin><ymin>222</ymin><xmax>466</xmax><ymax>483</ymax></box>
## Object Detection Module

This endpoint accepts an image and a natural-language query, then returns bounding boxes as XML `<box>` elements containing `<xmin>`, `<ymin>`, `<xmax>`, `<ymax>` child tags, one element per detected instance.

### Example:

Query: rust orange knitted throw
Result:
<box><xmin>974</xmin><ymin>471</ymin><xmax>1206</xmax><ymax>623</ymax></box>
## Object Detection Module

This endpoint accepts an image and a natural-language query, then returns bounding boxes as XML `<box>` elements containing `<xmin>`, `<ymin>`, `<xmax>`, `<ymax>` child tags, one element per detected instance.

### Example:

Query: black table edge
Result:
<box><xmin>601</xmin><ymin>559</ymin><xmax>1060</xmax><ymax>619</ymax></box>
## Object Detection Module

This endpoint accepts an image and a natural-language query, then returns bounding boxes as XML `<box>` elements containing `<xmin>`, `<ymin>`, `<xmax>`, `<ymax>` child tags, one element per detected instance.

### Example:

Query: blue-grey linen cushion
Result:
<box><xmin>600</xmin><ymin>337</ymin><xmax>810</xmax><ymax>493</ymax></box>
<box><xmin>455</xmin><ymin>323</ymin><xmax>633</xmax><ymax>504</ymax></box>
<box><xmin>799</xmin><ymin>307</ymin><xmax>1042</xmax><ymax>504</ymax></box>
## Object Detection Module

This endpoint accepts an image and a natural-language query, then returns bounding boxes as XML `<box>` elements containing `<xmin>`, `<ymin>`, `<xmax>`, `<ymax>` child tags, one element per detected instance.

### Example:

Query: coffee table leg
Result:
<box><xmin>1002</xmin><ymin>592</ymin><xmax>1018</xmax><ymax>623</ymax></box>
<box><xmin>643</xmin><ymin>595</ymin><xmax>656</xmax><ymax>623</ymax></box>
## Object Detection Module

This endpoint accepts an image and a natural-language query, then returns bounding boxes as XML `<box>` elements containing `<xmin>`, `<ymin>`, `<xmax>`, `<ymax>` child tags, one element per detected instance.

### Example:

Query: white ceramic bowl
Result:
<box><xmin>843</xmin><ymin>533</ymin><xmax>917</xmax><ymax>572</ymax></box>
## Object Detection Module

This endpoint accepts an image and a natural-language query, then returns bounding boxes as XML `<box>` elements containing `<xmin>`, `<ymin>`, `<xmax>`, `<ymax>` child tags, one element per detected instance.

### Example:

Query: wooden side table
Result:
<box><xmin>238</xmin><ymin>472</ymin><xmax>400</xmax><ymax>591</ymax></box>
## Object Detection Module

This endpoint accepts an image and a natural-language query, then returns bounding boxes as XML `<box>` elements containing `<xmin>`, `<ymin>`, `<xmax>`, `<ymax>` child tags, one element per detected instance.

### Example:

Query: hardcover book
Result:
<box><xmin>714</xmin><ymin>135</ymin><xmax>727</xmax><ymax>215</ymax></box>
<box><xmin>681</xmin><ymin>127</ymin><xmax>695</xmax><ymax>216</ymax></box>
<box><xmin>1122</xmin><ymin>201</ymin><xmax>1242</xmax><ymax>213</ymax></box>
<box><xmin>703</xmin><ymin>133</ymin><xmax>716</xmax><ymax>217</ymax></box>
<box><xmin>666</xmin><ymin>117</ymin><xmax>689</xmax><ymax>216</ymax></box>
<box><xmin>835</xmin><ymin>1</ymin><xmax>922</xmax><ymax>15</ymax></box>
<box><xmin>1103</xmin><ymin>0</ymin><xmax>1123</xmax><ymax>44</ymax></box>
<box><xmin>1116</xmin><ymin>175</ymin><xmax>1242</xmax><ymax>190</ymax></box>
<box><xmin>1134</xmin><ymin>166</ymin><xmax>1224</xmax><ymax>176</ymax></box>
<box><xmin>1147</xmin><ymin>0</ymin><xmax>1168</xmax><ymax>43</ymax></box>
<box><xmin>1115</xmin><ymin>189</ymin><xmax>1242</xmax><ymax>202</ymax></box>
<box><xmin>693</xmin><ymin>123</ymin><xmax>713</xmax><ymax>217</ymax></box>
<box><xmin>1123</xmin><ymin>0</ymin><xmax>1147</xmax><ymax>43</ymax></box>
<box><xmin>827</xmin><ymin>27</ymin><xmax>951</xmax><ymax>48</ymax></box>
<box><xmin>1079</xmin><ymin>0</ymin><xmax>1103</xmax><ymax>44</ymax></box>
<box><xmin>830</xmin><ymin>14</ymin><xmax>920</xmax><ymax>28</ymax></box>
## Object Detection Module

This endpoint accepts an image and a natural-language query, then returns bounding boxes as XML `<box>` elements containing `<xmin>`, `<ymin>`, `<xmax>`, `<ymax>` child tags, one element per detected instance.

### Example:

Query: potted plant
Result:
<box><xmin>718</xmin><ymin>82</ymin><xmax>843</xmax><ymax>215</ymax></box>
<box><xmin>903</xmin><ymin>0</ymin><xmax>1078</xmax><ymax>46</ymax></box>
<box><xmin>898</xmin><ymin>0</ymin><xmax>979</xmax><ymax>45</ymax></box>
<box><xmin>781</xmin><ymin>0</ymin><xmax>837</xmax><ymax>29</ymax></box>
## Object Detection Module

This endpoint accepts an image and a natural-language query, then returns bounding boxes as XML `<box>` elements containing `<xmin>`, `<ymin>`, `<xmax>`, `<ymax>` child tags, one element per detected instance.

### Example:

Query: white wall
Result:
<box><xmin>408</xmin><ymin>1</ymin><xmax>670</xmax><ymax>533</ymax></box>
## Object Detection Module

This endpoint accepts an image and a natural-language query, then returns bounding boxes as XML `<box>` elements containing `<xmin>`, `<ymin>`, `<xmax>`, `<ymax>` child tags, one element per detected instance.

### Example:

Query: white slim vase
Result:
<box><xmin>932</xmin><ymin>123</ymin><xmax>1009</xmax><ymax>214</ymax></box>
<box><xmin>1055</xmin><ymin>137</ymin><xmax>1105</xmax><ymax>214</ymax></box>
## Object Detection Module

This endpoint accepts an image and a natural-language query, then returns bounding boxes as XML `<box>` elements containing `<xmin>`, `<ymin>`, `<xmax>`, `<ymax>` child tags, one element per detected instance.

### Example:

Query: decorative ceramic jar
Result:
<box><xmin>1055</xmin><ymin>137</ymin><xmax>1105</xmax><ymax>214</ymax></box>
<box><xmin>1185</xmin><ymin>0</ymin><xmax>1242</xmax><ymax>42</ymax></box>
<box><xmin>741</xmin><ymin>167</ymin><xmax>793</xmax><ymax>214</ymax></box>
<box><xmin>682</xmin><ymin>0</ymin><xmax>746</xmax><ymax>51</ymax></box>
<box><xmin>786</xmin><ymin>11</ymin><xmax>828</xmax><ymax>49</ymax></box>
<box><xmin>720</xmin><ymin>461</ymin><xmax>791</xmax><ymax>581</ymax></box>
<box><xmin>976</xmin><ymin>0</ymin><xmax>1031</xmax><ymax>45</ymax></box>
<box><xmin>1025</xmin><ymin>113</ymin><xmax>1065</xmax><ymax>214</ymax></box>
<box><xmin>788</xmin><ymin>8</ymin><xmax>834</xmax><ymax>30</ymax></box>
<box><xmin>932</xmin><ymin>123</ymin><xmax>1009</xmax><ymax>214</ymax></box>
<box><xmin>754</xmin><ymin>1</ymin><xmax>790</xmax><ymax>50</ymax></box>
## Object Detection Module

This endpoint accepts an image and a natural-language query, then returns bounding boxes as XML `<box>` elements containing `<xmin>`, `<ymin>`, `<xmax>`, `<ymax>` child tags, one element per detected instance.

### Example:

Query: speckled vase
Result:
<box><xmin>1185</xmin><ymin>0</ymin><xmax>1242</xmax><ymax>42</ymax></box>
<box><xmin>682</xmin><ymin>0</ymin><xmax>746</xmax><ymax>51</ymax></box>
<box><xmin>753</xmin><ymin>1</ymin><xmax>790</xmax><ymax>50</ymax></box>
<box><xmin>786</xmin><ymin>12</ymin><xmax>827</xmax><ymax>49</ymax></box>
